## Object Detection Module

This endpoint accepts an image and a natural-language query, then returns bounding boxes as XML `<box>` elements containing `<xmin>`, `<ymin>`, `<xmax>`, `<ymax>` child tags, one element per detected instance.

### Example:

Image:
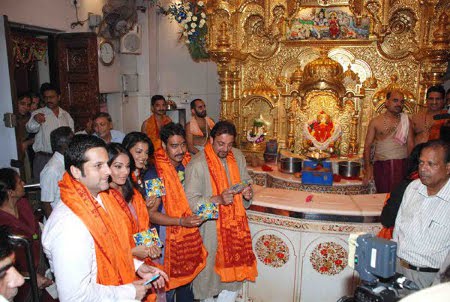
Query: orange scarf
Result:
<box><xmin>145</xmin><ymin>115</ymin><xmax>172</xmax><ymax>150</ymax></box>
<box><xmin>189</xmin><ymin>117</ymin><xmax>215</xmax><ymax>137</ymax></box>
<box><xmin>59</xmin><ymin>173</ymin><xmax>136</xmax><ymax>285</ymax></box>
<box><xmin>204</xmin><ymin>143</ymin><xmax>257</xmax><ymax>282</ymax></box>
<box><xmin>154</xmin><ymin>148</ymin><xmax>208</xmax><ymax>290</ymax></box>
<box><xmin>109</xmin><ymin>188</ymin><xmax>157</xmax><ymax>302</ymax></box>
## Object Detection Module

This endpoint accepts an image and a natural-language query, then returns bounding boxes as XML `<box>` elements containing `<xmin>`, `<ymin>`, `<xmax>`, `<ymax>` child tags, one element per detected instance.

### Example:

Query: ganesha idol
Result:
<box><xmin>302</xmin><ymin>111</ymin><xmax>342</xmax><ymax>156</ymax></box>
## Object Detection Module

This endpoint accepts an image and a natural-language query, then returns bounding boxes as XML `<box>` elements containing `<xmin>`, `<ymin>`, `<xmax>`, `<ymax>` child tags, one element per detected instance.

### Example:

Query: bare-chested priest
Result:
<box><xmin>412</xmin><ymin>85</ymin><xmax>446</xmax><ymax>145</ymax></box>
<box><xmin>185</xmin><ymin>99</ymin><xmax>215</xmax><ymax>154</ymax></box>
<box><xmin>363</xmin><ymin>90</ymin><xmax>414</xmax><ymax>193</ymax></box>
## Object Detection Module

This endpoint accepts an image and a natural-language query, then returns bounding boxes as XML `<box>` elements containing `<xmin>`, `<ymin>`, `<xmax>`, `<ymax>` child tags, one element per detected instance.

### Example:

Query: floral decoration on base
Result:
<box><xmin>310</xmin><ymin>241</ymin><xmax>348</xmax><ymax>275</ymax></box>
<box><xmin>255</xmin><ymin>234</ymin><xmax>289</xmax><ymax>268</ymax></box>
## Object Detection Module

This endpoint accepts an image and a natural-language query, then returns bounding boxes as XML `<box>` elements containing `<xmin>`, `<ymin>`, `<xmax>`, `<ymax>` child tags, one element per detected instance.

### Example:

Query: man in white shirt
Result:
<box><xmin>93</xmin><ymin>112</ymin><xmax>125</xmax><ymax>143</ymax></box>
<box><xmin>393</xmin><ymin>139</ymin><xmax>450</xmax><ymax>289</ymax></box>
<box><xmin>40</xmin><ymin>126</ymin><xmax>73</xmax><ymax>218</ymax></box>
<box><xmin>42</xmin><ymin>135</ymin><xmax>168</xmax><ymax>301</ymax></box>
<box><xmin>26</xmin><ymin>83</ymin><xmax>74</xmax><ymax>182</ymax></box>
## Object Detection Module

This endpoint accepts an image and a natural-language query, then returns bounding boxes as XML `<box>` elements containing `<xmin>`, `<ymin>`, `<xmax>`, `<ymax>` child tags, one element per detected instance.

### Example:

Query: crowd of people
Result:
<box><xmin>1</xmin><ymin>82</ymin><xmax>450</xmax><ymax>301</ymax></box>
<box><xmin>1</xmin><ymin>85</ymin><xmax>257</xmax><ymax>302</ymax></box>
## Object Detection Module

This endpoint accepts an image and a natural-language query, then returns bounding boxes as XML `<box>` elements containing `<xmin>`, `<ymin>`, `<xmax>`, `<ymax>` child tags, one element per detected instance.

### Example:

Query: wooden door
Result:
<box><xmin>55</xmin><ymin>33</ymin><xmax>99</xmax><ymax>132</ymax></box>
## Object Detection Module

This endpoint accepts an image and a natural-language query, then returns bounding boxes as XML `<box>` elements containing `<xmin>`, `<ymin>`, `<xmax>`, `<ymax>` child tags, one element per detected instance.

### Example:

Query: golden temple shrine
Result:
<box><xmin>204</xmin><ymin>0</ymin><xmax>449</xmax><ymax>157</ymax></box>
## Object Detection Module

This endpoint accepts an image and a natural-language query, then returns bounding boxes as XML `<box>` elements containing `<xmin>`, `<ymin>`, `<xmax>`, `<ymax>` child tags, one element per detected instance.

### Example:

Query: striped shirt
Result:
<box><xmin>26</xmin><ymin>106</ymin><xmax>74</xmax><ymax>153</ymax></box>
<box><xmin>393</xmin><ymin>178</ymin><xmax>450</xmax><ymax>268</ymax></box>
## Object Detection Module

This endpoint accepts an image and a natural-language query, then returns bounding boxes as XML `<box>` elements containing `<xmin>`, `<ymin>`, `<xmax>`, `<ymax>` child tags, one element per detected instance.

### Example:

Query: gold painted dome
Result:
<box><xmin>303</xmin><ymin>50</ymin><xmax>344</xmax><ymax>83</ymax></box>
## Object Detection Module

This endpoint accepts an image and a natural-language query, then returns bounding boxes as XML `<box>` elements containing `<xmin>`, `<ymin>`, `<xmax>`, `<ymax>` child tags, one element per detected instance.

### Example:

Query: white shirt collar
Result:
<box><xmin>418</xmin><ymin>177</ymin><xmax>450</xmax><ymax>202</ymax></box>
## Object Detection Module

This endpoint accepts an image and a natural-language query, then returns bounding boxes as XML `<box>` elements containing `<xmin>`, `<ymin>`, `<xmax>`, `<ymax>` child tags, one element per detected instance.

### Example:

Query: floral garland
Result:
<box><xmin>11</xmin><ymin>34</ymin><xmax>47</xmax><ymax>70</ymax></box>
<box><xmin>157</xmin><ymin>0</ymin><xmax>209</xmax><ymax>61</ymax></box>
<box><xmin>247</xmin><ymin>127</ymin><xmax>265</xmax><ymax>143</ymax></box>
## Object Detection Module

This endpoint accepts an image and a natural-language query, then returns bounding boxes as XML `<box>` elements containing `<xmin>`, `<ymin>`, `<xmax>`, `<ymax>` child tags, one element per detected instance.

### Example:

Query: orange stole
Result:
<box><xmin>377</xmin><ymin>193</ymin><xmax>393</xmax><ymax>240</ymax></box>
<box><xmin>59</xmin><ymin>173</ymin><xmax>136</xmax><ymax>285</ymax></box>
<box><xmin>144</xmin><ymin>115</ymin><xmax>172</xmax><ymax>150</ymax></box>
<box><xmin>429</xmin><ymin>117</ymin><xmax>446</xmax><ymax>140</ymax></box>
<box><xmin>203</xmin><ymin>143</ymin><xmax>257</xmax><ymax>282</ymax></box>
<box><xmin>109</xmin><ymin>188</ymin><xmax>157</xmax><ymax>302</ymax></box>
<box><xmin>154</xmin><ymin>148</ymin><xmax>207</xmax><ymax>289</ymax></box>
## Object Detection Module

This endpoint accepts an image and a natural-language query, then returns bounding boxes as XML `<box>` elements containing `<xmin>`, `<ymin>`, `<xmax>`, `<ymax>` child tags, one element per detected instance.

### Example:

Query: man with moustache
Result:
<box><xmin>185</xmin><ymin>99</ymin><xmax>215</xmax><ymax>154</ymax></box>
<box><xmin>26</xmin><ymin>83</ymin><xmax>74</xmax><ymax>181</ymax></box>
<box><xmin>363</xmin><ymin>90</ymin><xmax>414</xmax><ymax>193</ymax></box>
<box><xmin>393</xmin><ymin>140</ymin><xmax>450</xmax><ymax>289</ymax></box>
<box><xmin>185</xmin><ymin>121</ymin><xmax>257</xmax><ymax>302</ymax></box>
<box><xmin>141</xmin><ymin>95</ymin><xmax>172</xmax><ymax>149</ymax></box>
<box><xmin>412</xmin><ymin>85</ymin><xmax>447</xmax><ymax>145</ymax></box>
<box><xmin>144</xmin><ymin>123</ymin><xmax>207</xmax><ymax>302</ymax></box>
<box><xmin>42</xmin><ymin>135</ymin><xmax>167</xmax><ymax>301</ymax></box>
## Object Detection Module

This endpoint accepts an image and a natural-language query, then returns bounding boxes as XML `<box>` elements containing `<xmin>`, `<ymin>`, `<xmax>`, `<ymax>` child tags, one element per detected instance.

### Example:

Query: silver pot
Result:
<box><xmin>338</xmin><ymin>161</ymin><xmax>361</xmax><ymax>178</ymax></box>
<box><xmin>278</xmin><ymin>157</ymin><xmax>302</xmax><ymax>174</ymax></box>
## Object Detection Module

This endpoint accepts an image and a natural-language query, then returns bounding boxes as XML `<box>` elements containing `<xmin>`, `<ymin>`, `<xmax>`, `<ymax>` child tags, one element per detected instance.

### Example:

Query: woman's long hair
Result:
<box><xmin>122</xmin><ymin>132</ymin><xmax>154</xmax><ymax>196</ymax></box>
<box><xmin>0</xmin><ymin>168</ymin><xmax>18</xmax><ymax>207</ymax></box>
<box><xmin>106</xmin><ymin>143</ymin><xmax>134</xmax><ymax>203</ymax></box>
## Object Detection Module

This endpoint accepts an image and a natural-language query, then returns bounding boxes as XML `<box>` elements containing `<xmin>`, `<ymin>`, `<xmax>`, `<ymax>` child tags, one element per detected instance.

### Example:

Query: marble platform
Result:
<box><xmin>240</xmin><ymin>183</ymin><xmax>385</xmax><ymax>302</ymax></box>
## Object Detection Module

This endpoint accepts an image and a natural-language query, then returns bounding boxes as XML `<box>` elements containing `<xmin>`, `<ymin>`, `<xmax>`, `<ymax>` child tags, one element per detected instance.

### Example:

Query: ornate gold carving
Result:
<box><xmin>204</xmin><ymin>0</ymin><xmax>448</xmax><ymax>156</ymax></box>
<box><xmin>242</xmin><ymin>74</ymin><xmax>278</xmax><ymax>98</ymax></box>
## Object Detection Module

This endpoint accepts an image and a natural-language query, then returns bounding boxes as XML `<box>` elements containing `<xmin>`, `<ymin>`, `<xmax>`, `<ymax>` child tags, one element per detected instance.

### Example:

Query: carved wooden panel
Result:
<box><xmin>55</xmin><ymin>33</ymin><xmax>99</xmax><ymax>131</ymax></box>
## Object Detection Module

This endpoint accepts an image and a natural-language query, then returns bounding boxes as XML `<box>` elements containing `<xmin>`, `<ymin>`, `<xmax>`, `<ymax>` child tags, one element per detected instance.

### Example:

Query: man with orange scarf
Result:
<box><xmin>185</xmin><ymin>121</ymin><xmax>257</xmax><ymax>302</ymax></box>
<box><xmin>412</xmin><ymin>85</ymin><xmax>447</xmax><ymax>145</ymax></box>
<box><xmin>42</xmin><ymin>135</ymin><xmax>167</xmax><ymax>301</ymax></box>
<box><xmin>186</xmin><ymin>99</ymin><xmax>215</xmax><ymax>154</ymax></box>
<box><xmin>141</xmin><ymin>95</ymin><xmax>172</xmax><ymax>150</ymax></box>
<box><xmin>144</xmin><ymin>123</ymin><xmax>207</xmax><ymax>302</ymax></box>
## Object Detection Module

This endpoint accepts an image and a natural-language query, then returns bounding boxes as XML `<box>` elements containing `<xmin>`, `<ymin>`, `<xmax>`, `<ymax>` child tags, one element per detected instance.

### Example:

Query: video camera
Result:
<box><xmin>338</xmin><ymin>233</ymin><xmax>419</xmax><ymax>302</ymax></box>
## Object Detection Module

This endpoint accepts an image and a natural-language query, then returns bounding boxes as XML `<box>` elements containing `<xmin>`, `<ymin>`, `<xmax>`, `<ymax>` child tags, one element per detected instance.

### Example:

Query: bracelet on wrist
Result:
<box><xmin>179</xmin><ymin>217</ymin><xmax>182</xmax><ymax>226</ymax></box>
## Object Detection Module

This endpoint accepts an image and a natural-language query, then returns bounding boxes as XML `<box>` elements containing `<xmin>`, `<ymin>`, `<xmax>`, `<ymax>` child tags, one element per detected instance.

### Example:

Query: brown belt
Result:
<box><xmin>399</xmin><ymin>258</ymin><xmax>439</xmax><ymax>273</ymax></box>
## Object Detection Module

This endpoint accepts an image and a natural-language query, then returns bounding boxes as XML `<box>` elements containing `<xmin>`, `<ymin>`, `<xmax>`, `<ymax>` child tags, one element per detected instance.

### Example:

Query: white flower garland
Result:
<box><xmin>247</xmin><ymin>127</ymin><xmax>265</xmax><ymax>142</ymax></box>
<box><xmin>302</xmin><ymin>121</ymin><xmax>342</xmax><ymax>151</ymax></box>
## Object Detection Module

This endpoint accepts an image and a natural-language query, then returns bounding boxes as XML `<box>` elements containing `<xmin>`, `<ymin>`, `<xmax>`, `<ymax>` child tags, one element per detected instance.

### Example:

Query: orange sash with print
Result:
<box><xmin>144</xmin><ymin>115</ymin><xmax>172</xmax><ymax>150</ymax></box>
<box><xmin>189</xmin><ymin>117</ymin><xmax>215</xmax><ymax>137</ymax></box>
<box><xmin>154</xmin><ymin>148</ymin><xmax>207</xmax><ymax>289</ymax></box>
<box><xmin>204</xmin><ymin>143</ymin><xmax>257</xmax><ymax>282</ymax></box>
<box><xmin>59</xmin><ymin>173</ymin><xmax>135</xmax><ymax>285</ymax></box>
